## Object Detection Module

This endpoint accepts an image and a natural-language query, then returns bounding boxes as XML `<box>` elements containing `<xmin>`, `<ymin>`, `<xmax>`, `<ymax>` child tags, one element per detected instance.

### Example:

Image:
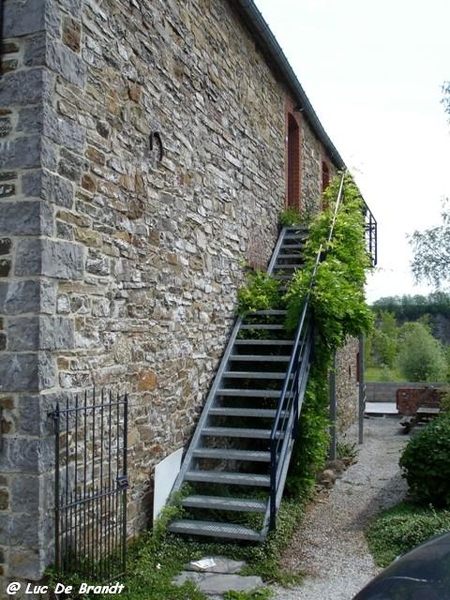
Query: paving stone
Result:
<box><xmin>185</xmin><ymin>556</ymin><xmax>247</xmax><ymax>574</ymax></box>
<box><xmin>173</xmin><ymin>571</ymin><xmax>264</xmax><ymax>596</ymax></box>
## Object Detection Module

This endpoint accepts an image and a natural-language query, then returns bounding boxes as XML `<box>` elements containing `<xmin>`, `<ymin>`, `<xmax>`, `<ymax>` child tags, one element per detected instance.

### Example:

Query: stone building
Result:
<box><xmin>0</xmin><ymin>0</ymin><xmax>372</xmax><ymax>586</ymax></box>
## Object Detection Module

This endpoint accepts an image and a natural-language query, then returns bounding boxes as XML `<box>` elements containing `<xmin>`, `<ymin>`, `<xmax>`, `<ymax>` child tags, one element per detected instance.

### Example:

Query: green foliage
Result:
<box><xmin>223</xmin><ymin>589</ymin><xmax>272</xmax><ymax>600</ymax></box>
<box><xmin>399</xmin><ymin>412</ymin><xmax>450</xmax><ymax>507</ymax></box>
<box><xmin>105</xmin><ymin>497</ymin><xmax>306</xmax><ymax>600</ymax></box>
<box><xmin>366</xmin><ymin>500</ymin><xmax>450</xmax><ymax>567</ymax></box>
<box><xmin>409</xmin><ymin>198</ymin><xmax>450</xmax><ymax>289</ymax></box>
<box><xmin>396</xmin><ymin>321</ymin><xmax>448</xmax><ymax>382</ymax></box>
<box><xmin>237</xmin><ymin>271</ymin><xmax>281</xmax><ymax>315</ymax></box>
<box><xmin>285</xmin><ymin>369</ymin><xmax>331</xmax><ymax>495</ymax></box>
<box><xmin>279</xmin><ymin>207</ymin><xmax>302</xmax><ymax>226</ymax></box>
<box><xmin>368</xmin><ymin>311</ymin><xmax>399</xmax><ymax>369</ymax></box>
<box><xmin>284</xmin><ymin>173</ymin><xmax>373</xmax><ymax>348</ymax></box>
<box><xmin>279</xmin><ymin>207</ymin><xmax>311</xmax><ymax>227</ymax></box>
<box><xmin>281</xmin><ymin>173</ymin><xmax>373</xmax><ymax>493</ymax></box>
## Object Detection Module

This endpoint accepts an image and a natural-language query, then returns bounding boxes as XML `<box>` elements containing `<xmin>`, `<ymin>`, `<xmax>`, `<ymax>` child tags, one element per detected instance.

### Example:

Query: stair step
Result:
<box><xmin>276</xmin><ymin>253</ymin><xmax>304</xmax><ymax>259</ymax></box>
<box><xmin>193</xmin><ymin>448</ymin><xmax>270</xmax><ymax>462</ymax></box>
<box><xmin>202</xmin><ymin>426</ymin><xmax>280</xmax><ymax>439</ymax></box>
<box><xmin>229</xmin><ymin>354</ymin><xmax>290</xmax><ymax>362</ymax></box>
<box><xmin>234</xmin><ymin>339</ymin><xmax>294</xmax><ymax>346</ymax></box>
<box><xmin>168</xmin><ymin>520</ymin><xmax>264</xmax><ymax>541</ymax></box>
<box><xmin>240</xmin><ymin>324</ymin><xmax>285</xmax><ymax>330</ymax></box>
<box><xmin>272</xmin><ymin>275</ymin><xmax>295</xmax><ymax>280</ymax></box>
<box><xmin>209</xmin><ymin>407</ymin><xmax>279</xmax><ymax>418</ymax></box>
<box><xmin>272</xmin><ymin>264</ymin><xmax>301</xmax><ymax>270</ymax></box>
<box><xmin>223</xmin><ymin>371</ymin><xmax>289</xmax><ymax>379</ymax></box>
<box><xmin>217</xmin><ymin>389</ymin><xmax>290</xmax><ymax>397</ymax></box>
<box><xmin>249</xmin><ymin>309</ymin><xmax>287</xmax><ymax>316</ymax></box>
<box><xmin>185</xmin><ymin>470</ymin><xmax>270</xmax><ymax>486</ymax></box>
<box><xmin>181</xmin><ymin>495</ymin><xmax>267</xmax><ymax>512</ymax></box>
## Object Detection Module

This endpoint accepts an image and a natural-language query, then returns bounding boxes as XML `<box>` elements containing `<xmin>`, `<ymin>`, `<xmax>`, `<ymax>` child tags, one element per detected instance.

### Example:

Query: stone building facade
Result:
<box><xmin>0</xmin><ymin>0</ymin><xmax>360</xmax><ymax>586</ymax></box>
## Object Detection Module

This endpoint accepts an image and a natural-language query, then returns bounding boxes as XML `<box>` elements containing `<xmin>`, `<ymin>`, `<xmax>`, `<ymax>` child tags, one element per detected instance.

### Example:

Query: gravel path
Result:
<box><xmin>271</xmin><ymin>416</ymin><xmax>409</xmax><ymax>600</ymax></box>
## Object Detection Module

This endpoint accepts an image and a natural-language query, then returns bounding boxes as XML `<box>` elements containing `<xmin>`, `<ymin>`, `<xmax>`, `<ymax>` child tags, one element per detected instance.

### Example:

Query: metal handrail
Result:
<box><xmin>268</xmin><ymin>170</ymin><xmax>347</xmax><ymax>530</ymax></box>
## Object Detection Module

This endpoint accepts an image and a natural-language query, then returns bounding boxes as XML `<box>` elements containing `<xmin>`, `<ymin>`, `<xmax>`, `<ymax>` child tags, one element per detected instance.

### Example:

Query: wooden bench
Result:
<box><xmin>400</xmin><ymin>407</ymin><xmax>441</xmax><ymax>433</ymax></box>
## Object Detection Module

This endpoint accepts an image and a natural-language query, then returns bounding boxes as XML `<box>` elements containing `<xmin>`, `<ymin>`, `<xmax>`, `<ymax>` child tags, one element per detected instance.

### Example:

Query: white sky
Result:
<box><xmin>255</xmin><ymin>0</ymin><xmax>450</xmax><ymax>303</ymax></box>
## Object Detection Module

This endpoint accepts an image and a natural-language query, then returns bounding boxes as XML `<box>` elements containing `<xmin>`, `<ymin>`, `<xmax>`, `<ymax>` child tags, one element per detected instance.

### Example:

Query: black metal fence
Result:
<box><xmin>52</xmin><ymin>389</ymin><xmax>128</xmax><ymax>581</ymax></box>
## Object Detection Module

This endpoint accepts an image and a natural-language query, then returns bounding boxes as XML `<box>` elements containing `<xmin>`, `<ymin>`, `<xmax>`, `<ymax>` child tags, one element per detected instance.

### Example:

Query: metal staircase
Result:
<box><xmin>168</xmin><ymin>225</ymin><xmax>313</xmax><ymax>541</ymax></box>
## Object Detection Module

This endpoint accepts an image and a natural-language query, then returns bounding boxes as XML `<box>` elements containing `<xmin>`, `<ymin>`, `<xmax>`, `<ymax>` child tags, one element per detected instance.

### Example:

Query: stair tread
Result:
<box><xmin>168</xmin><ymin>520</ymin><xmax>264</xmax><ymax>541</ymax></box>
<box><xmin>181</xmin><ymin>495</ymin><xmax>267</xmax><ymax>512</ymax></box>
<box><xmin>240</xmin><ymin>324</ymin><xmax>285</xmax><ymax>330</ymax></box>
<box><xmin>185</xmin><ymin>470</ymin><xmax>270</xmax><ymax>486</ymax></box>
<box><xmin>217</xmin><ymin>389</ymin><xmax>290</xmax><ymax>397</ymax></box>
<box><xmin>193</xmin><ymin>448</ymin><xmax>270</xmax><ymax>461</ymax></box>
<box><xmin>202</xmin><ymin>426</ymin><xmax>278</xmax><ymax>438</ymax></box>
<box><xmin>234</xmin><ymin>339</ymin><xmax>294</xmax><ymax>345</ymax></box>
<box><xmin>209</xmin><ymin>407</ymin><xmax>278</xmax><ymax>418</ymax></box>
<box><xmin>223</xmin><ymin>371</ymin><xmax>289</xmax><ymax>379</ymax></box>
<box><xmin>229</xmin><ymin>354</ymin><xmax>291</xmax><ymax>361</ymax></box>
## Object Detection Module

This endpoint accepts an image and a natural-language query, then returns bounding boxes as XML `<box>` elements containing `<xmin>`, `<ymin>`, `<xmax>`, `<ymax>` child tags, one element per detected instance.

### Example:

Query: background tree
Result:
<box><xmin>396</xmin><ymin>321</ymin><xmax>448</xmax><ymax>382</ymax></box>
<box><xmin>409</xmin><ymin>83</ymin><xmax>450</xmax><ymax>289</ymax></box>
<box><xmin>409</xmin><ymin>199</ymin><xmax>450</xmax><ymax>289</ymax></box>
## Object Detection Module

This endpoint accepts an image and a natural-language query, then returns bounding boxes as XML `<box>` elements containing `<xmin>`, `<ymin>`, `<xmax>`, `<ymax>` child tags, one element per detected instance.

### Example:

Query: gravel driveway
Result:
<box><xmin>271</xmin><ymin>416</ymin><xmax>409</xmax><ymax>600</ymax></box>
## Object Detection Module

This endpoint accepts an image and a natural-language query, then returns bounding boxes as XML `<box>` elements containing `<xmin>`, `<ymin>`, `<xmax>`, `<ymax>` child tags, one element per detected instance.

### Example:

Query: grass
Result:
<box><xmin>73</xmin><ymin>496</ymin><xmax>308</xmax><ymax>600</ymax></box>
<box><xmin>366</xmin><ymin>500</ymin><xmax>450</xmax><ymax>567</ymax></box>
<box><xmin>365</xmin><ymin>366</ymin><xmax>404</xmax><ymax>382</ymax></box>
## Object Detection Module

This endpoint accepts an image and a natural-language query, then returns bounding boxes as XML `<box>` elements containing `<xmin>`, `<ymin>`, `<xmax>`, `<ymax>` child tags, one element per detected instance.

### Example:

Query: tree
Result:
<box><xmin>409</xmin><ymin>199</ymin><xmax>450</xmax><ymax>289</ymax></box>
<box><xmin>409</xmin><ymin>83</ymin><xmax>450</xmax><ymax>289</ymax></box>
<box><xmin>396</xmin><ymin>321</ymin><xmax>448</xmax><ymax>382</ymax></box>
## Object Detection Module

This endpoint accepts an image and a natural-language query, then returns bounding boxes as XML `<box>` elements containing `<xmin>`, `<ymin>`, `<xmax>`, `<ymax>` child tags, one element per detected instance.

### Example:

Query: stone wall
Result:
<box><xmin>0</xmin><ymin>0</ymin><xmax>346</xmax><ymax>585</ymax></box>
<box><xmin>366</xmin><ymin>381</ymin><xmax>446</xmax><ymax>404</ymax></box>
<box><xmin>335</xmin><ymin>337</ymin><xmax>360</xmax><ymax>433</ymax></box>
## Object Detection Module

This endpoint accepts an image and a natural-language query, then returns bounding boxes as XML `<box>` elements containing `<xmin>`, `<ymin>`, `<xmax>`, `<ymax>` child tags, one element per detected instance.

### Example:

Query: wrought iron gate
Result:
<box><xmin>52</xmin><ymin>389</ymin><xmax>128</xmax><ymax>581</ymax></box>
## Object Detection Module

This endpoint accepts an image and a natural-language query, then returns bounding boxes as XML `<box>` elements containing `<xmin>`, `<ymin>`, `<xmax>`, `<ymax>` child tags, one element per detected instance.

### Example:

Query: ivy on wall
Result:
<box><xmin>238</xmin><ymin>173</ymin><xmax>374</xmax><ymax>495</ymax></box>
<box><xmin>286</xmin><ymin>172</ymin><xmax>374</xmax><ymax>493</ymax></box>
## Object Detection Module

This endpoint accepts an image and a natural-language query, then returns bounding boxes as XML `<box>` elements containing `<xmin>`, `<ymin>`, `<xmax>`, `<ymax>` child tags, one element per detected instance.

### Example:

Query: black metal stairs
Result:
<box><xmin>168</xmin><ymin>226</ymin><xmax>312</xmax><ymax>541</ymax></box>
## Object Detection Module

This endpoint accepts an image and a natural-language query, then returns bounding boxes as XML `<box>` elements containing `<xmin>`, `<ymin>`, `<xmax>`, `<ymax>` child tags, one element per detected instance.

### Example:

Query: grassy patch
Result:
<box><xmin>83</xmin><ymin>497</ymin><xmax>307</xmax><ymax>600</ymax></box>
<box><xmin>366</xmin><ymin>500</ymin><xmax>450</xmax><ymax>567</ymax></box>
<box><xmin>365</xmin><ymin>366</ymin><xmax>404</xmax><ymax>382</ymax></box>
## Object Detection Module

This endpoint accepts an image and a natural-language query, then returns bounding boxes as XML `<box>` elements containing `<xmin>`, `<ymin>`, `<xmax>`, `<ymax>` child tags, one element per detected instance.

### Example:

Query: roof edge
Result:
<box><xmin>231</xmin><ymin>0</ymin><xmax>346</xmax><ymax>170</ymax></box>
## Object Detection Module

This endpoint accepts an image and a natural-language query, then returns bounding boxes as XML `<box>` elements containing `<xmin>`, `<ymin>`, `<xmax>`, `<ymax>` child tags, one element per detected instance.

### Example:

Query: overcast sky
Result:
<box><xmin>255</xmin><ymin>0</ymin><xmax>450</xmax><ymax>303</ymax></box>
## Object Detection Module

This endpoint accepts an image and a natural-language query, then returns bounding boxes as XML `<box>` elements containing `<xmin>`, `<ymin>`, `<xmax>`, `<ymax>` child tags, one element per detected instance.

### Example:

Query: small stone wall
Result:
<box><xmin>396</xmin><ymin>387</ymin><xmax>446</xmax><ymax>416</ymax></box>
<box><xmin>366</xmin><ymin>382</ymin><xmax>446</xmax><ymax>404</ymax></box>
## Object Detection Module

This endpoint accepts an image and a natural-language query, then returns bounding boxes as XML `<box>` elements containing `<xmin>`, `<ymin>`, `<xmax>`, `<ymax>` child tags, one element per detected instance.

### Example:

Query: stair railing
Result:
<box><xmin>268</xmin><ymin>170</ymin><xmax>347</xmax><ymax>531</ymax></box>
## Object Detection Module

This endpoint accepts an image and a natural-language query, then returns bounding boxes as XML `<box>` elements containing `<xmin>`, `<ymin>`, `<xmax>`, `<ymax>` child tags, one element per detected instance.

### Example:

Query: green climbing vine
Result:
<box><xmin>237</xmin><ymin>172</ymin><xmax>374</xmax><ymax>495</ymax></box>
<box><xmin>285</xmin><ymin>172</ymin><xmax>374</xmax><ymax>493</ymax></box>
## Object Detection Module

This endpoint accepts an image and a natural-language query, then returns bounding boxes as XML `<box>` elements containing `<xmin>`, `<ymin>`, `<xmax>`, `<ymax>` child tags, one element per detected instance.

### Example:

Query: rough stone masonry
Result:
<box><xmin>0</xmin><ymin>0</ymin><xmax>357</xmax><ymax>587</ymax></box>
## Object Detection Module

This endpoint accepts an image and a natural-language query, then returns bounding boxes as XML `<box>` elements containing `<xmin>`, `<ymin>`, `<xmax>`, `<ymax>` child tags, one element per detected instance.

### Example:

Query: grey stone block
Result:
<box><xmin>0</xmin><ymin>512</ymin><xmax>39</xmax><ymax>546</ymax></box>
<box><xmin>11</xmin><ymin>475</ymin><xmax>40</xmax><ymax>513</ymax></box>
<box><xmin>7</xmin><ymin>317</ymin><xmax>39</xmax><ymax>351</ymax></box>
<box><xmin>44</xmin><ymin>105</ymin><xmax>85</xmax><ymax>153</ymax></box>
<box><xmin>23</xmin><ymin>32</ymin><xmax>46</xmax><ymax>67</ymax></box>
<box><xmin>0</xmin><ymin>353</ymin><xmax>38</xmax><ymax>391</ymax></box>
<box><xmin>0</xmin><ymin>200</ymin><xmax>53</xmax><ymax>236</ymax></box>
<box><xmin>41</xmin><ymin>316</ymin><xmax>75</xmax><ymax>350</ymax></box>
<box><xmin>0</xmin><ymin>68</ymin><xmax>43</xmax><ymax>106</ymax></box>
<box><xmin>17</xmin><ymin>105</ymin><xmax>44</xmax><ymax>134</ymax></box>
<box><xmin>14</xmin><ymin>239</ymin><xmax>84</xmax><ymax>279</ymax></box>
<box><xmin>3</xmin><ymin>0</ymin><xmax>45</xmax><ymax>37</ymax></box>
<box><xmin>0</xmin><ymin>280</ymin><xmax>40</xmax><ymax>314</ymax></box>
<box><xmin>23</xmin><ymin>168</ymin><xmax>75</xmax><ymax>207</ymax></box>
<box><xmin>0</xmin><ymin>135</ymin><xmax>41</xmax><ymax>169</ymax></box>
<box><xmin>47</xmin><ymin>37</ymin><xmax>87</xmax><ymax>88</ymax></box>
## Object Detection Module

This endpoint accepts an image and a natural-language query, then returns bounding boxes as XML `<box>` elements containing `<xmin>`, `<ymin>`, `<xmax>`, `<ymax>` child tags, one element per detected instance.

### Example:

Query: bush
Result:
<box><xmin>399</xmin><ymin>413</ymin><xmax>450</xmax><ymax>507</ymax></box>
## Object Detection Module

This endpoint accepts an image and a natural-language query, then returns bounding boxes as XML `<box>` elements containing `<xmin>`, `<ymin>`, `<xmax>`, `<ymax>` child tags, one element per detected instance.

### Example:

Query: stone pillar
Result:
<box><xmin>0</xmin><ymin>0</ymin><xmax>85</xmax><ymax>586</ymax></box>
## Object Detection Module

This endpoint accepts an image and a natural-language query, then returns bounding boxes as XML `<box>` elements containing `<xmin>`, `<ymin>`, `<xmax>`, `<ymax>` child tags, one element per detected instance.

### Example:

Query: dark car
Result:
<box><xmin>353</xmin><ymin>531</ymin><xmax>450</xmax><ymax>600</ymax></box>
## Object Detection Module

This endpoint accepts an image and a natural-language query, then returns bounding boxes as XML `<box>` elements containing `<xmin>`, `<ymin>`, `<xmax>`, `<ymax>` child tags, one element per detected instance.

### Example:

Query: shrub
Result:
<box><xmin>237</xmin><ymin>270</ymin><xmax>281</xmax><ymax>314</ymax></box>
<box><xmin>399</xmin><ymin>413</ymin><xmax>450</xmax><ymax>507</ymax></box>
